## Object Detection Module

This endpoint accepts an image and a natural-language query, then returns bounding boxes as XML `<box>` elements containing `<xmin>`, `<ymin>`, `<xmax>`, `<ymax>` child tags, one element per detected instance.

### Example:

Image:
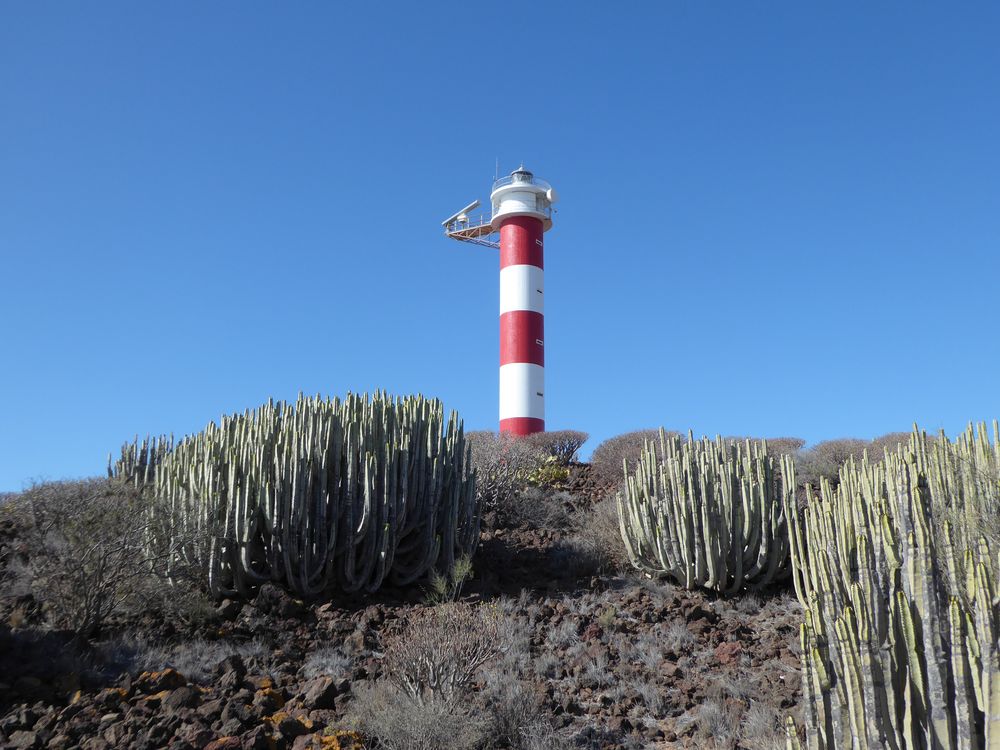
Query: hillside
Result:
<box><xmin>0</xmin><ymin>464</ymin><xmax>801</xmax><ymax>750</ymax></box>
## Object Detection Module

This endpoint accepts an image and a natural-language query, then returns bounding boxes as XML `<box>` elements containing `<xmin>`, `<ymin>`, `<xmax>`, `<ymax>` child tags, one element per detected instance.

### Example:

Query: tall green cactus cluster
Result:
<box><xmin>616</xmin><ymin>430</ymin><xmax>792</xmax><ymax>594</ymax></box>
<box><xmin>784</xmin><ymin>423</ymin><xmax>1000</xmax><ymax>749</ymax></box>
<box><xmin>110</xmin><ymin>393</ymin><xmax>478</xmax><ymax>598</ymax></box>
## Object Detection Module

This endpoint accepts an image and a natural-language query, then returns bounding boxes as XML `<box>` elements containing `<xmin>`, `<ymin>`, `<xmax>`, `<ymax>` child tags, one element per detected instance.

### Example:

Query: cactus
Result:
<box><xmin>784</xmin><ymin>423</ymin><xmax>1000</xmax><ymax>748</ymax></box>
<box><xmin>111</xmin><ymin>393</ymin><xmax>478</xmax><ymax>598</ymax></box>
<box><xmin>109</xmin><ymin>433</ymin><xmax>174</xmax><ymax>486</ymax></box>
<box><xmin>616</xmin><ymin>430</ymin><xmax>792</xmax><ymax>593</ymax></box>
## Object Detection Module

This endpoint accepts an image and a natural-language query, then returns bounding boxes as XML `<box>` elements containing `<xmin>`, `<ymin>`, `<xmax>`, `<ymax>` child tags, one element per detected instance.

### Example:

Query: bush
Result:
<box><xmin>350</xmin><ymin>680</ymin><xmax>489</xmax><ymax>750</ymax></box>
<box><xmin>12</xmin><ymin>479</ymin><xmax>178</xmax><ymax>639</ymax></box>
<box><xmin>523</xmin><ymin>430</ymin><xmax>589</xmax><ymax>465</ymax></box>
<box><xmin>478</xmin><ymin>669</ymin><xmax>571</xmax><ymax>749</ymax></box>
<box><xmin>353</xmin><ymin>602</ymin><xmax>517</xmax><ymax>750</ymax></box>
<box><xmin>792</xmin><ymin>437</ymin><xmax>868</xmax><ymax>487</ymax></box>
<box><xmin>554</xmin><ymin>498</ymin><xmax>630</xmax><ymax>576</ymax></box>
<box><xmin>466</xmin><ymin>431</ymin><xmax>546</xmax><ymax>514</ymax></box>
<box><xmin>589</xmin><ymin>429</ymin><xmax>683</xmax><ymax>486</ymax></box>
<box><xmin>723</xmin><ymin>436</ymin><xmax>806</xmax><ymax>457</ymax></box>
<box><xmin>301</xmin><ymin>645</ymin><xmax>352</xmax><ymax>680</ymax></box>
<box><xmin>809</xmin><ymin>437</ymin><xmax>868</xmax><ymax>465</ymax></box>
<box><xmin>423</xmin><ymin>556</ymin><xmax>473</xmax><ymax>605</ymax></box>
<box><xmin>100</xmin><ymin>633</ymin><xmax>274</xmax><ymax>683</ymax></box>
<box><xmin>867</xmin><ymin>431</ymin><xmax>913</xmax><ymax>459</ymax></box>
<box><xmin>525</xmin><ymin>456</ymin><xmax>570</xmax><ymax>487</ymax></box>
<box><xmin>381</xmin><ymin>603</ymin><xmax>514</xmax><ymax>706</ymax></box>
<box><xmin>503</xmin><ymin>487</ymin><xmax>576</xmax><ymax>531</ymax></box>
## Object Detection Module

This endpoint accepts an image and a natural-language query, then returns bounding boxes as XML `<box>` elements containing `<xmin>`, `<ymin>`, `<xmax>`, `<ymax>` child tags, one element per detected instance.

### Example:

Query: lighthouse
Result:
<box><xmin>442</xmin><ymin>166</ymin><xmax>558</xmax><ymax>436</ymax></box>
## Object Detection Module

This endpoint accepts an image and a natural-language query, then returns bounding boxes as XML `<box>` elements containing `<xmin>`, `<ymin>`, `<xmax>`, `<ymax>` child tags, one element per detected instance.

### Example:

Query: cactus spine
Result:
<box><xmin>111</xmin><ymin>393</ymin><xmax>478</xmax><ymax>598</ymax></box>
<box><xmin>784</xmin><ymin>423</ymin><xmax>1000</xmax><ymax>748</ymax></box>
<box><xmin>616</xmin><ymin>430</ymin><xmax>792</xmax><ymax>593</ymax></box>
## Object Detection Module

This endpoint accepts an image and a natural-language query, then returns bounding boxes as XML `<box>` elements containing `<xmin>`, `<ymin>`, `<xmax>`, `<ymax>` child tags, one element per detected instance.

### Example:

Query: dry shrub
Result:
<box><xmin>628</xmin><ymin>677</ymin><xmax>665</xmax><ymax>715</ymax></box>
<box><xmin>723</xmin><ymin>436</ymin><xmax>806</xmax><ymax>457</ymax></box>
<box><xmin>350</xmin><ymin>680</ymin><xmax>488</xmax><ymax>750</ymax></box>
<box><xmin>99</xmin><ymin>633</ymin><xmax>274</xmax><ymax>683</ymax></box>
<box><xmin>589</xmin><ymin>429</ymin><xmax>682</xmax><ymax>486</ymax></box>
<box><xmin>809</xmin><ymin>437</ymin><xmax>868</xmax><ymax>465</ymax></box>
<box><xmin>760</xmin><ymin>436</ymin><xmax>807</xmax><ymax>456</ymax></box>
<box><xmin>740</xmin><ymin>700</ymin><xmax>786</xmax><ymax>750</ymax></box>
<box><xmin>381</xmin><ymin>603</ymin><xmax>514</xmax><ymax>706</ymax></box>
<box><xmin>11</xmin><ymin>478</ymin><xmax>210</xmax><ymax>639</ymax></box>
<box><xmin>575</xmin><ymin>497</ymin><xmax>630</xmax><ymax>572</ymax></box>
<box><xmin>523</xmin><ymin>430</ymin><xmax>589</xmax><ymax>465</ymax></box>
<box><xmin>354</xmin><ymin>602</ymin><xmax>528</xmax><ymax>750</ymax></box>
<box><xmin>504</xmin><ymin>487</ymin><xmax>576</xmax><ymax>530</ymax></box>
<box><xmin>479</xmin><ymin>669</ymin><xmax>569</xmax><ymax>749</ymax></box>
<box><xmin>13</xmin><ymin>479</ymin><xmax>163</xmax><ymax>638</ymax></box>
<box><xmin>793</xmin><ymin>438</ymin><xmax>868</xmax><ymax>488</ymax></box>
<box><xmin>551</xmin><ymin>497</ymin><xmax>630</xmax><ymax>577</ymax></box>
<box><xmin>476</xmin><ymin>603</ymin><xmax>573</xmax><ymax>750</ymax></box>
<box><xmin>466</xmin><ymin>431</ymin><xmax>546</xmax><ymax>514</ymax></box>
<box><xmin>868</xmin><ymin>431</ymin><xmax>914</xmax><ymax>459</ymax></box>
<box><xmin>301</xmin><ymin>645</ymin><xmax>352</xmax><ymax>680</ymax></box>
<box><xmin>696</xmin><ymin>698</ymin><xmax>742</xmax><ymax>748</ymax></box>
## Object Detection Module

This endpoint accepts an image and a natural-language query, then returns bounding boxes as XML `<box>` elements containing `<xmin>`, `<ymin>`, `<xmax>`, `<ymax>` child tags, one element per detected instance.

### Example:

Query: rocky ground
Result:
<box><xmin>0</xmin><ymin>465</ymin><xmax>802</xmax><ymax>749</ymax></box>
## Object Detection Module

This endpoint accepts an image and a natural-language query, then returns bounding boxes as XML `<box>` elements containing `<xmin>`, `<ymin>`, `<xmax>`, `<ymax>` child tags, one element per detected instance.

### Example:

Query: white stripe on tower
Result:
<box><xmin>499</xmin><ymin>265</ymin><xmax>544</xmax><ymax>314</ymax></box>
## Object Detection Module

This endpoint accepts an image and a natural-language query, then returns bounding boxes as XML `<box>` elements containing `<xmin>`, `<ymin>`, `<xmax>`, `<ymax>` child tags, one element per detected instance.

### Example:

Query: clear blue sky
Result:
<box><xmin>2</xmin><ymin>3</ymin><xmax>999</xmax><ymax>490</ymax></box>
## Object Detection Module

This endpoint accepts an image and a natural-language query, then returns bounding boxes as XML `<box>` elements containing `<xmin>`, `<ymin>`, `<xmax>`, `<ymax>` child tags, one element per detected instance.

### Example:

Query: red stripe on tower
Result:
<box><xmin>499</xmin><ymin>310</ymin><xmax>544</xmax><ymax>366</ymax></box>
<box><xmin>499</xmin><ymin>417</ymin><xmax>546</xmax><ymax>435</ymax></box>
<box><xmin>500</xmin><ymin>216</ymin><xmax>545</xmax><ymax>269</ymax></box>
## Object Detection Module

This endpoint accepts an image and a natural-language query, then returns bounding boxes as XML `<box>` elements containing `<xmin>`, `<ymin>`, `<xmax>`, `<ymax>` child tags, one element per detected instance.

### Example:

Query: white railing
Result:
<box><xmin>444</xmin><ymin>212</ymin><xmax>494</xmax><ymax>235</ymax></box>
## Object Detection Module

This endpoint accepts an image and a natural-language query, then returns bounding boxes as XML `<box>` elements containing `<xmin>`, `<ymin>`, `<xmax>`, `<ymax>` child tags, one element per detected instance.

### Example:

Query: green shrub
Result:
<box><xmin>526</xmin><ymin>456</ymin><xmax>570</xmax><ymax>487</ymax></box>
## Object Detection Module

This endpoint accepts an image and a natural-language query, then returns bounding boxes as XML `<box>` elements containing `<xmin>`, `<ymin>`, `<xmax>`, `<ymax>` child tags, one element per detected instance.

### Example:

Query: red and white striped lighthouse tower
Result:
<box><xmin>443</xmin><ymin>166</ymin><xmax>558</xmax><ymax>436</ymax></box>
